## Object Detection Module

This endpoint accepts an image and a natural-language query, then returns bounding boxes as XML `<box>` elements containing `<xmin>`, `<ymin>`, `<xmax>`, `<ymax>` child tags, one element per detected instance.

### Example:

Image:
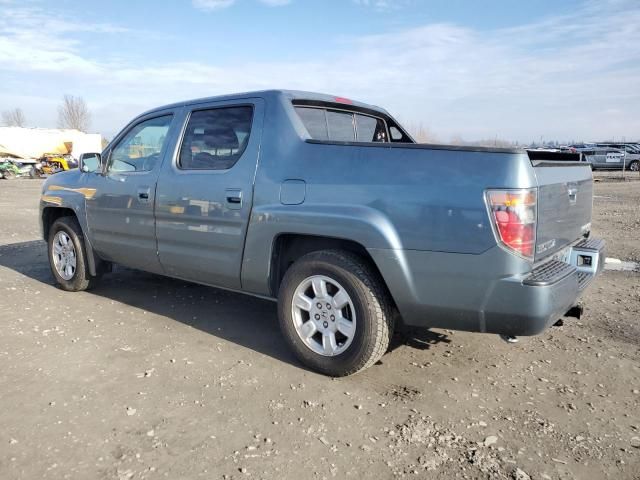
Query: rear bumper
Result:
<box><xmin>368</xmin><ymin>238</ymin><xmax>605</xmax><ymax>337</ymax></box>
<box><xmin>483</xmin><ymin>238</ymin><xmax>605</xmax><ymax>335</ymax></box>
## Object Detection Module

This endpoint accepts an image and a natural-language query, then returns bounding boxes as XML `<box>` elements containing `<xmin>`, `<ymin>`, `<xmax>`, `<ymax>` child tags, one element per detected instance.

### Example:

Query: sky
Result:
<box><xmin>1</xmin><ymin>0</ymin><xmax>639</xmax><ymax>143</ymax></box>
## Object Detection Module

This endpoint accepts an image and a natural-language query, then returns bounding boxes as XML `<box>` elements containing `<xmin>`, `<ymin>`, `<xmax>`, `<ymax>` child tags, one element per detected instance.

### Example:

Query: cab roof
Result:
<box><xmin>139</xmin><ymin>90</ymin><xmax>389</xmax><ymax>118</ymax></box>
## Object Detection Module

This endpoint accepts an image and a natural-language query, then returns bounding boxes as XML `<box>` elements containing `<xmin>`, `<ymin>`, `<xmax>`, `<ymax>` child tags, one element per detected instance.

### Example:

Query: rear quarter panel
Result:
<box><xmin>241</xmin><ymin>95</ymin><xmax>537</xmax><ymax>295</ymax></box>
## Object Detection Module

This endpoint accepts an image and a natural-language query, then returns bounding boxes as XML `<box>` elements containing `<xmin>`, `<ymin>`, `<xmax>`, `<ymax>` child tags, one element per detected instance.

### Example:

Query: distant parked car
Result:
<box><xmin>569</xmin><ymin>145</ymin><xmax>628</xmax><ymax>171</ymax></box>
<box><xmin>595</xmin><ymin>143</ymin><xmax>640</xmax><ymax>171</ymax></box>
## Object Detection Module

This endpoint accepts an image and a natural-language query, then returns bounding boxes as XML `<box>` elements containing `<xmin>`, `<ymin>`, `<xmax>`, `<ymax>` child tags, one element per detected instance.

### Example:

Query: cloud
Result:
<box><xmin>0</xmin><ymin>5</ymin><xmax>126</xmax><ymax>73</ymax></box>
<box><xmin>192</xmin><ymin>0</ymin><xmax>236</xmax><ymax>11</ymax></box>
<box><xmin>259</xmin><ymin>0</ymin><xmax>292</xmax><ymax>5</ymax></box>
<box><xmin>1</xmin><ymin>0</ymin><xmax>639</xmax><ymax>141</ymax></box>
<box><xmin>191</xmin><ymin>0</ymin><xmax>290</xmax><ymax>10</ymax></box>
<box><xmin>352</xmin><ymin>0</ymin><xmax>406</xmax><ymax>10</ymax></box>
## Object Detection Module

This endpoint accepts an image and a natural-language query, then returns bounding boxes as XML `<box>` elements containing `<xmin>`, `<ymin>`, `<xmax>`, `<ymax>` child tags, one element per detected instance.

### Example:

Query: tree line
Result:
<box><xmin>1</xmin><ymin>95</ymin><xmax>91</xmax><ymax>132</ymax></box>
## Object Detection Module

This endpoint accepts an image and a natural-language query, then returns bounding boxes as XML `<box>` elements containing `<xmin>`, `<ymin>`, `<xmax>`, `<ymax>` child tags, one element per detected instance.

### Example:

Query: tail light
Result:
<box><xmin>485</xmin><ymin>188</ymin><xmax>537</xmax><ymax>260</ymax></box>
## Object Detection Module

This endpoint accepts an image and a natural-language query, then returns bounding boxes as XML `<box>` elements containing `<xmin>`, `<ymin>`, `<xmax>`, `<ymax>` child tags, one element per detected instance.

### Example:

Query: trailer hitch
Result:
<box><xmin>553</xmin><ymin>305</ymin><xmax>583</xmax><ymax>327</ymax></box>
<box><xmin>563</xmin><ymin>304</ymin><xmax>584</xmax><ymax>320</ymax></box>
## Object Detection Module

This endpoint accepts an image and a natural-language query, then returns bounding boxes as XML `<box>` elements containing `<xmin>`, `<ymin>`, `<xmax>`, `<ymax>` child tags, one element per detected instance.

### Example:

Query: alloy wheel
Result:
<box><xmin>52</xmin><ymin>231</ymin><xmax>77</xmax><ymax>280</ymax></box>
<box><xmin>291</xmin><ymin>275</ymin><xmax>356</xmax><ymax>356</ymax></box>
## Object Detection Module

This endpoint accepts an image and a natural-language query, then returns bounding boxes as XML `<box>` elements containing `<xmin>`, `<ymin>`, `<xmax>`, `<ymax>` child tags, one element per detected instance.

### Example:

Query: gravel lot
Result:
<box><xmin>0</xmin><ymin>178</ymin><xmax>638</xmax><ymax>480</ymax></box>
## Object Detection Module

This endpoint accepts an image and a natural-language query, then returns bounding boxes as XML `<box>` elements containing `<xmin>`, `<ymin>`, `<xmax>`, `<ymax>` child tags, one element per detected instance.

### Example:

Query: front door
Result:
<box><xmin>85</xmin><ymin>112</ymin><xmax>177</xmax><ymax>273</ymax></box>
<box><xmin>155</xmin><ymin>99</ymin><xmax>264</xmax><ymax>289</ymax></box>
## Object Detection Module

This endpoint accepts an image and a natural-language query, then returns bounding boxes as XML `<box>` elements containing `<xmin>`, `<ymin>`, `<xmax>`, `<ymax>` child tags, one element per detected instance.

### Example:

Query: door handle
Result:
<box><xmin>225</xmin><ymin>189</ymin><xmax>243</xmax><ymax>209</ymax></box>
<box><xmin>137</xmin><ymin>188</ymin><xmax>151</xmax><ymax>202</ymax></box>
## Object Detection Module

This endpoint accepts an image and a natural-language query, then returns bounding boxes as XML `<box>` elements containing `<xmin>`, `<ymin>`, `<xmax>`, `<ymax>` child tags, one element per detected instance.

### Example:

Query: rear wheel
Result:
<box><xmin>629</xmin><ymin>160</ymin><xmax>639</xmax><ymax>172</ymax></box>
<box><xmin>278</xmin><ymin>250</ymin><xmax>394</xmax><ymax>376</ymax></box>
<box><xmin>48</xmin><ymin>216</ymin><xmax>98</xmax><ymax>291</ymax></box>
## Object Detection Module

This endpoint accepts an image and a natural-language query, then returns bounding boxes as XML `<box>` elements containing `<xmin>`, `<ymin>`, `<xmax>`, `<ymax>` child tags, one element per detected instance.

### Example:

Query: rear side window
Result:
<box><xmin>179</xmin><ymin>106</ymin><xmax>253</xmax><ymax>170</ymax></box>
<box><xmin>295</xmin><ymin>106</ymin><xmax>388</xmax><ymax>143</ymax></box>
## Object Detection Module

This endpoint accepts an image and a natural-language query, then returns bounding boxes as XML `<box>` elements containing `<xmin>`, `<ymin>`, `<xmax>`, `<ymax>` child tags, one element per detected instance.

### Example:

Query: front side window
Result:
<box><xmin>109</xmin><ymin>115</ymin><xmax>173</xmax><ymax>173</ymax></box>
<box><xmin>179</xmin><ymin>106</ymin><xmax>253</xmax><ymax>170</ymax></box>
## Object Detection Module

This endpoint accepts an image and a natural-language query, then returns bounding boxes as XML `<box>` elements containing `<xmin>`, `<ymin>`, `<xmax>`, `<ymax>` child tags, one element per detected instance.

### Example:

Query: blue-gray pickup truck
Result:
<box><xmin>40</xmin><ymin>90</ymin><xmax>605</xmax><ymax>376</ymax></box>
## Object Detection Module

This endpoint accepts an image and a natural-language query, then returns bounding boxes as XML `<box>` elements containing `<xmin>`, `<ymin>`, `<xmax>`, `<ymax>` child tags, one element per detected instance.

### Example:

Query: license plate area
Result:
<box><xmin>569</xmin><ymin>246</ymin><xmax>600</xmax><ymax>275</ymax></box>
<box><xmin>550</xmin><ymin>243</ymin><xmax>600</xmax><ymax>275</ymax></box>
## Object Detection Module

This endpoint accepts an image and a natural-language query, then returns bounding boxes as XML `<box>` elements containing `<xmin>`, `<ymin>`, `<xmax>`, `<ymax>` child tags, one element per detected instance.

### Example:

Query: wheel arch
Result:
<box><xmin>241</xmin><ymin>203</ymin><xmax>406</xmax><ymax>293</ymax></box>
<box><xmin>268</xmin><ymin>233</ymin><xmax>397</xmax><ymax>310</ymax></box>
<box><xmin>42</xmin><ymin>206</ymin><xmax>77</xmax><ymax>242</ymax></box>
<box><xmin>41</xmin><ymin>206</ymin><xmax>101</xmax><ymax>276</ymax></box>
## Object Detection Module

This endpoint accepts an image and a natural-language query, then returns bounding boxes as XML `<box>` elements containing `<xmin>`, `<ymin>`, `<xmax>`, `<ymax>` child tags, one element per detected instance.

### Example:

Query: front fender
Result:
<box><xmin>40</xmin><ymin>181</ymin><xmax>100</xmax><ymax>275</ymax></box>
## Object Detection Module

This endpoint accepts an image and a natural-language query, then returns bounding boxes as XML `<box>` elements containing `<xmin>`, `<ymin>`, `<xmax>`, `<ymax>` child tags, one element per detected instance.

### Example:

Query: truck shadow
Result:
<box><xmin>390</xmin><ymin>328</ymin><xmax>451</xmax><ymax>353</ymax></box>
<box><xmin>0</xmin><ymin>240</ymin><xmax>450</xmax><ymax>370</ymax></box>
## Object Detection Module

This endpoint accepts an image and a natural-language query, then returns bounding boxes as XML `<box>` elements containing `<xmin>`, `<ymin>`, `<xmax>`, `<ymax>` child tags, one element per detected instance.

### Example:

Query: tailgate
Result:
<box><xmin>529</xmin><ymin>154</ymin><xmax>593</xmax><ymax>261</ymax></box>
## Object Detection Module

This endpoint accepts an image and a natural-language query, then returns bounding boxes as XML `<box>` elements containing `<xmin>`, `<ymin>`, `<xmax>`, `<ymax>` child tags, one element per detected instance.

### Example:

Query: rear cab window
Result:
<box><xmin>296</xmin><ymin>107</ymin><xmax>328</xmax><ymax>140</ymax></box>
<box><xmin>355</xmin><ymin>114</ymin><xmax>387</xmax><ymax>142</ymax></box>
<box><xmin>294</xmin><ymin>103</ymin><xmax>412</xmax><ymax>144</ymax></box>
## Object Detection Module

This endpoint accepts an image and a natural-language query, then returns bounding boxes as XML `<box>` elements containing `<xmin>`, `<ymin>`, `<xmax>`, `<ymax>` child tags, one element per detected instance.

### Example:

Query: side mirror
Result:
<box><xmin>79</xmin><ymin>153</ymin><xmax>102</xmax><ymax>173</ymax></box>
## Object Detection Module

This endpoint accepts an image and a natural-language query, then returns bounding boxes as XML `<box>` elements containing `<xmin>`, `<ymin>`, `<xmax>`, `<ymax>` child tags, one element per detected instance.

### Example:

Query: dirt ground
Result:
<box><xmin>0</xmin><ymin>178</ymin><xmax>638</xmax><ymax>480</ymax></box>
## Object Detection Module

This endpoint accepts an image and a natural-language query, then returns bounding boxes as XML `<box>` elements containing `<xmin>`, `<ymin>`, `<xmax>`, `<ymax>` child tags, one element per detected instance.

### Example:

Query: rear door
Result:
<box><xmin>85</xmin><ymin>112</ymin><xmax>178</xmax><ymax>273</ymax></box>
<box><xmin>155</xmin><ymin>98</ymin><xmax>264</xmax><ymax>289</ymax></box>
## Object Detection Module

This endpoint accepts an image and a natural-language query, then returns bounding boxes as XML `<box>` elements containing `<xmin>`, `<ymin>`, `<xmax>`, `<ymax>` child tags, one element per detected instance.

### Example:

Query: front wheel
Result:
<box><xmin>48</xmin><ymin>216</ymin><xmax>98</xmax><ymax>291</ymax></box>
<box><xmin>278</xmin><ymin>250</ymin><xmax>394</xmax><ymax>376</ymax></box>
<box><xmin>629</xmin><ymin>160</ymin><xmax>640</xmax><ymax>172</ymax></box>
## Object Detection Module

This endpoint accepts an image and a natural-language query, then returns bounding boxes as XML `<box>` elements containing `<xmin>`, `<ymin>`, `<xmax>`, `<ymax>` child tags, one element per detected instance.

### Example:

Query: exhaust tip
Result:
<box><xmin>499</xmin><ymin>334</ymin><xmax>519</xmax><ymax>344</ymax></box>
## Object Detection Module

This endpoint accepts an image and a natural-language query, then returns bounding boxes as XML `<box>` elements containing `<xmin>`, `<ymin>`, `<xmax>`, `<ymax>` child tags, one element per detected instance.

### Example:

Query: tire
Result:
<box><xmin>48</xmin><ymin>216</ymin><xmax>98</xmax><ymax>291</ymax></box>
<box><xmin>630</xmin><ymin>161</ymin><xmax>640</xmax><ymax>172</ymax></box>
<box><xmin>278</xmin><ymin>250</ymin><xmax>394</xmax><ymax>376</ymax></box>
